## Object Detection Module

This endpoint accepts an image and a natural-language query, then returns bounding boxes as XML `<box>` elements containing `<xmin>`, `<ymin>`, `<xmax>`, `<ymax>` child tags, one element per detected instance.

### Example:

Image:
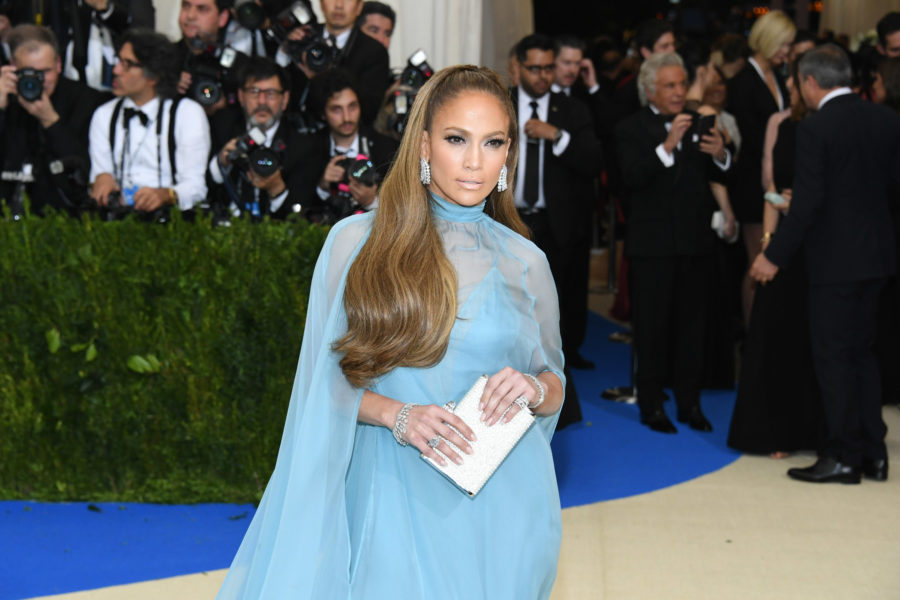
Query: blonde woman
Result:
<box><xmin>216</xmin><ymin>65</ymin><xmax>565</xmax><ymax>599</ymax></box>
<box><xmin>727</xmin><ymin>9</ymin><xmax>796</xmax><ymax>326</ymax></box>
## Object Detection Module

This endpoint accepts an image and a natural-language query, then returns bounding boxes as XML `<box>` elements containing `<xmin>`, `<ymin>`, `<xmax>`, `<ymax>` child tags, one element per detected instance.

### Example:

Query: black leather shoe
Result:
<box><xmin>787</xmin><ymin>457</ymin><xmax>861</xmax><ymax>484</ymax></box>
<box><xmin>862</xmin><ymin>457</ymin><xmax>888</xmax><ymax>481</ymax></box>
<box><xmin>676</xmin><ymin>406</ymin><xmax>713</xmax><ymax>432</ymax></box>
<box><xmin>640</xmin><ymin>409</ymin><xmax>677</xmax><ymax>434</ymax></box>
<box><xmin>567</xmin><ymin>353</ymin><xmax>596</xmax><ymax>370</ymax></box>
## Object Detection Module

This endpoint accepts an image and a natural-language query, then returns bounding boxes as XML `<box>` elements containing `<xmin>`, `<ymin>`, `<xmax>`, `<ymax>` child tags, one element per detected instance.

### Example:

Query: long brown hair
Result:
<box><xmin>334</xmin><ymin>65</ymin><xmax>526</xmax><ymax>388</ymax></box>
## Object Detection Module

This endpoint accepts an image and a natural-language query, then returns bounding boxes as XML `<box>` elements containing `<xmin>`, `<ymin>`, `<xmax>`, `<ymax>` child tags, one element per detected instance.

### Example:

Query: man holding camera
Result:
<box><xmin>615</xmin><ymin>52</ymin><xmax>731</xmax><ymax>435</ymax></box>
<box><xmin>0</xmin><ymin>24</ymin><xmax>104</xmax><ymax>216</ymax></box>
<box><xmin>208</xmin><ymin>56</ymin><xmax>308</xmax><ymax>219</ymax></box>
<box><xmin>89</xmin><ymin>29</ymin><xmax>210</xmax><ymax>215</ymax></box>
<box><xmin>295</xmin><ymin>68</ymin><xmax>396</xmax><ymax>222</ymax></box>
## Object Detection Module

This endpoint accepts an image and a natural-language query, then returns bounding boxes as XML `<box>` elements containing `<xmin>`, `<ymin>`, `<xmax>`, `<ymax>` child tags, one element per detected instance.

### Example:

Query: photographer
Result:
<box><xmin>89</xmin><ymin>29</ymin><xmax>211</xmax><ymax>215</ymax></box>
<box><xmin>61</xmin><ymin>0</ymin><xmax>132</xmax><ymax>93</ymax></box>
<box><xmin>208</xmin><ymin>56</ymin><xmax>308</xmax><ymax>219</ymax></box>
<box><xmin>357</xmin><ymin>1</ymin><xmax>394</xmax><ymax>51</ymax></box>
<box><xmin>296</xmin><ymin>68</ymin><xmax>396</xmax><ymax>222</ymax></box>
<box><xmin>0</xmin><ymin>25</ymin><xmax>105</xmax><ymax>216</ymax></box>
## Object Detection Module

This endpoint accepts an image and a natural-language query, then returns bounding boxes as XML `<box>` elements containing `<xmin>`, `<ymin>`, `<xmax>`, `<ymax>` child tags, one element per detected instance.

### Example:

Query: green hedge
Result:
<box><xmin>0</xmin><ymin>211</ymin><xmax>329</xmax><ymax>503</ymax></box>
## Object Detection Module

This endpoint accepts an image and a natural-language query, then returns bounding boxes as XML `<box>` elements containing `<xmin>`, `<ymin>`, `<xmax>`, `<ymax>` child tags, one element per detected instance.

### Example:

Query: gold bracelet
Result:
<box><xmin>761</xmin><ymin>231</ymin><xmax>773</xmax><ymax>244</ymax></box>
<box><xmin>168</xmin><ymin>188</ymin><xmax>178</xmax><ymax>206</ymax></box>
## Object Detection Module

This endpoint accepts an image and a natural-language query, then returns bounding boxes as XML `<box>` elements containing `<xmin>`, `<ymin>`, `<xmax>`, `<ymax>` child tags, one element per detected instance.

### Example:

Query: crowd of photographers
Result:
<box><xmin>0</xmin><ymin>0</ymin><xmax>426</xmax><ymax>224</ymax></box>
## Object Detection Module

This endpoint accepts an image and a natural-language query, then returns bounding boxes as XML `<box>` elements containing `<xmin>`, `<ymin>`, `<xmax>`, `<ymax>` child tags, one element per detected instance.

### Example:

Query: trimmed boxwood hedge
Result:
<box><xmin>0</xmin><ymin>211</ymin><xmax>329</xmax><ymax>503</ymax></box>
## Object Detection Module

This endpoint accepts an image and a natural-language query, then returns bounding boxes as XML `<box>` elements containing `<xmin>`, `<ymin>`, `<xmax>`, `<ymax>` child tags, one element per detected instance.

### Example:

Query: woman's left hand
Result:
<box><xmin>480</xmin><ymin>367</ymin><xmax>538</xmax><ymax>426</ymax></box>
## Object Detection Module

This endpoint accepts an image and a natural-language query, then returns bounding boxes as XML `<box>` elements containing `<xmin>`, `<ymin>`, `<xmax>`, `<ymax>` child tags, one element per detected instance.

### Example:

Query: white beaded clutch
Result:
<box><xmin>421</xmin><ymin>374</ymin><xmax>535</xmax><ymax>497</ymax></box>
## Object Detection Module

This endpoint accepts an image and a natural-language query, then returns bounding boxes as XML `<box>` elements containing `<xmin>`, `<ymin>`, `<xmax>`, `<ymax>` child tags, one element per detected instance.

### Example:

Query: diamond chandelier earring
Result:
<box><xmin>419</xmin><ymin>158</ymin><xmax>431</xmax><ymax>185</ymax></box>
<box><xmin>497</xmin><ymin>165</ymin><xmax>508</xmax><ymax>192</ymax></box>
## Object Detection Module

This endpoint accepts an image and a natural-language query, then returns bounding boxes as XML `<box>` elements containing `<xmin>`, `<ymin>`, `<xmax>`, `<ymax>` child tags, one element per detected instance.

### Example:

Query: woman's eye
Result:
<box><xmin>486</xmin><ymin>138</ymin><xmax>504</xmax><ymax>148</ymax></box>
<box><xmin>445</xmin><ymin>135</ymin><xmax>465</xmax><ymax>144</ymax></box>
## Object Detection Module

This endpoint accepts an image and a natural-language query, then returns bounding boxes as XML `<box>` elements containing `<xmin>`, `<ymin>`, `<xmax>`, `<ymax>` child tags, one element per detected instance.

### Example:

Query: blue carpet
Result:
<box><xmin>0</xmin><ymin>312</ymin><xmax>739</xmax><ymax>599</ymax></box>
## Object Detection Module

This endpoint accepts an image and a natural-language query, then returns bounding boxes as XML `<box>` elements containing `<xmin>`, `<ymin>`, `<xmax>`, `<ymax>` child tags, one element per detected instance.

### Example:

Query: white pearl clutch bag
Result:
<box><xmin>420</xmin><ymin>374</ymin><xmax>535</xmax><ymax>497</ymax></box>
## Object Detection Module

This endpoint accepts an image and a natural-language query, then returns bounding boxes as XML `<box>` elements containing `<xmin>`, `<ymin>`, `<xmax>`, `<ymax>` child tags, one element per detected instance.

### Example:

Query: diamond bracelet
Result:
<box><xmin>392</xmin><ymin>403</ymin><xmax>414</xmax><ymax>446</ymax></box>
<box><xmin>525</xmin><ymin>374</ymin><xmax>545</xmax><ymax>409</ymax></box>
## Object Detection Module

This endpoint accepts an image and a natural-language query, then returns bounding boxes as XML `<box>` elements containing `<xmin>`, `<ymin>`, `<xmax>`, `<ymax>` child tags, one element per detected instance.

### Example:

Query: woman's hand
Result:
<box><xmin>777</xmin><ymin>188</ymin><xmax>792</xmax><ymax>214</ymax></box>
<box><xmin>402</xmin><ymin>404</ymin><xmax>475</xmax><ymax>467</ymax></box>
<box><xmin>480</xmin><ymin>367</ymin><xmax>540</xmax><ymax>427</ymax></box>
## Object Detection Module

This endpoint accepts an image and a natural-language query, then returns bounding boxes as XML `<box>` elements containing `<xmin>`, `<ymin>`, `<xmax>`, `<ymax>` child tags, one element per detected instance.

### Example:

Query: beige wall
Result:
<box><xmin>819</xmin><ymin>0</ymin><xmax>900</xmax><ymax>42</ymax></box>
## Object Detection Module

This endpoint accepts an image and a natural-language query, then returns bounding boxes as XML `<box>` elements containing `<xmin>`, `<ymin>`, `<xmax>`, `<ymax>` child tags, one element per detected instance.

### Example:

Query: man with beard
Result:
<box><xmin>208</xmin><ymin>56</ymin><xmax>309</xmax><ymax>219</ymax></box>
<box><xmin>294</xmin><ymin>68</ymin><xmax>397</xmax><ymax>223</ymax></box>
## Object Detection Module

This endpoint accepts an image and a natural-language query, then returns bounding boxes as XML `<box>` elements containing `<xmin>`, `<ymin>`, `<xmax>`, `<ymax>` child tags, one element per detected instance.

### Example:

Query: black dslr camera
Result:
<box><xmin>228</xmin><ymin>127</ymin><xmax>282</xmax><ymax>177</ymax></box>
<box><xmin>15</xmin><ymin>68</ymin><xmax>44</xmax><ymax>102</ymax></box>
<box><xmin>266</xmin><ymin>1</ymin><xmax>337</xmax><ymax>72</ymax></box>
<box><xmin>388</xmin><ymin>49</ymin><xmax>434</xmax><ymax>135</ymax></box>
<box><xmin>184</xmin><ymin>43</ymin><xmax>249</xmax><ymax>107</ymax></box>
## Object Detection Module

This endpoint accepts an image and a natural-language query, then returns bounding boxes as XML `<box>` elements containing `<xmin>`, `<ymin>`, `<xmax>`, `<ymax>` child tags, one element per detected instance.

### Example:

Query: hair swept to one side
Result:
<box><xmin>334</xmin><ymin>64</ymin><xmax>526</xmax><ymax>388</ymax></box>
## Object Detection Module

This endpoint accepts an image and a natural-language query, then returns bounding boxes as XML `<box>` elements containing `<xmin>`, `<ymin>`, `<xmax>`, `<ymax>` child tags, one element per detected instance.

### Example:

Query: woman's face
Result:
<box><xmin>422</xmin><ymin>91</ymin><xmax>511</xmax><ymax>207</ymax></box>
<box><xmin>770</xmin><ymin>37</ymin><xmax>794</xmax><ymax>66</ymax></box>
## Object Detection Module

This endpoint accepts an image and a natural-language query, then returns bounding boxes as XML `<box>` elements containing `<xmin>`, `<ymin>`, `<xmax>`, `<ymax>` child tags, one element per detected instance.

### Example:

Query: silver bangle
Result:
<box><xmin>392</xmin><ymin>403</ymin><xmax>414</xmax><ymax>446</ymax></box>
<box><xmin>525</xmin><ymin>373</ymin><xmax>545</xmax><ymax>409</ymax></box>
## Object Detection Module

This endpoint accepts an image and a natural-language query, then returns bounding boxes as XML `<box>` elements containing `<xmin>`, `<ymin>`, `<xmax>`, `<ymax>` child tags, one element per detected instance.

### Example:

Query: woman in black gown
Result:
<box><xmin>728</xmin><ymin>59</ymin><xmax>823</xmax><ymax>456</ymax></box>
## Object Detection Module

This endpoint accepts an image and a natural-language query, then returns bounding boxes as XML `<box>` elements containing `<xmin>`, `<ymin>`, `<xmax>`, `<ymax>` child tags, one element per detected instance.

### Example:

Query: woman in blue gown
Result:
<box><xmin>216</xmin><ymin>65</ymin><xmax>566</xmax><ymax>600</ymax></box>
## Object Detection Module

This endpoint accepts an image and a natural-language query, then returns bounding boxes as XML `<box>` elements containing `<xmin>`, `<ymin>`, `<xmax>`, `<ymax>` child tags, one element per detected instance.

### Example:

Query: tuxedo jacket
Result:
<box><xmin>292</xmin><ymin>124</ymin><xmax>398</xmax><ymax>212</ymax></box>
<box><xmin>765</xmin><ymin>93</ymin><xmax>900</xmax><ymax>285</ymax></box>
<box><xmin>511</xmin><ymin>88</ymin><xmax>602</xmax><ymax>244</ymax></box>
<box><xmin>208</xmin><ymin>105</ymin><xmax>313</xmax><ymax>219</ymax></box>
<box><xmin>615</xmin><ymin>106</ymin><xmax>729</xmax><ymax>258</ymax></box>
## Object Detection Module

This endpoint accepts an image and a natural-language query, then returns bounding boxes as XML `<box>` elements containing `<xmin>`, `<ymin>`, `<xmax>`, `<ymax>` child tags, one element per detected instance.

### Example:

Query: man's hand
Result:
<box><xmin>348</xmin><ymin>178</ymin><xmax>376</xmax><ymax>207</ymax></box>
<box><xmin>133</xmin><ymin>187</ymin><xmax>171</xmax><ymax>211</ymax></box>
<box><xmin>284</xmin><ymin>28</ymin><xmax>315</xmax><ymax>78</ymax></box>
<box><xmin>749</xmin><ymin>252</ymin><xmax>779</xmax><ymax>284</ymax></box>
<box><xmin>699</xmin><ymin>126</ymin><xmax>726</xmax><ymax>162</ymax></box>
<box><xmin>177</xmin><ymin>71</ymin><xmax>192</xmax><ymax>96</ymax></box>
<box><xmin>218</xmin><ymin>137</ymin><xmax>240</xmax><ymax>169</ymax></box>
<box><xmin>247</xmin><ymin>169</ymin><xmax>286</xmax><ymax>197</ymax></box>
<box><xmin>524</xmin><ymin>119</ymin><xmax>559</xmax><ymax>142</ymax></box>
<box><xmin>663</xmin><ymin>113</ymin><xmax>692</xmax><ymax>154</ymax></box>
<box><xmin>318</xmin><ymin>154</ymin><xmax>347</xmax><ymax>191</ymax></box>
<box><xmin>90</xmin><ymin>173</ymin><xmax>119</xmax><ymax>206</ymax></box>
<box><xmin>18</xmin><ymin>90</ymin><xmax>60</xmax><ymax>128</ymax></box>
<box><xmin>579</xmin><ymin>57</ymin><xmax>598</xmax><ymax>89</ymax></box>
<box><xmin>0</xmin><ymin>65</ymin><xmax>18</xmax><ymax>111</ymax></box>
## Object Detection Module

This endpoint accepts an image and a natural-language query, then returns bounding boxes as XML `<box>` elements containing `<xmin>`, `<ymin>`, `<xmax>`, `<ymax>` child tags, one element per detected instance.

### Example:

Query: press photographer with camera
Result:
<box><xmin>357</xmin><ymin>1</ymin><xmax>393</xmax><ymax>51</ymax></box>
<box><xmin>0</xmin><ymin>24</ymin><xmax>105</xmax><ymax>216</ymax></box>
<box><xmin>89</xmin><ymin>29</ymin><xmax>211</xmax><ymax>216</ymax></box>
<box><xmin>296</xmin><ymin>68</ymin><xmax>396</xmax><ymax>223</ymax></box>
<box><xmin>208</xmin><ymin>56</ymin><xmax>310</xmax><ymax>220</ymax></box>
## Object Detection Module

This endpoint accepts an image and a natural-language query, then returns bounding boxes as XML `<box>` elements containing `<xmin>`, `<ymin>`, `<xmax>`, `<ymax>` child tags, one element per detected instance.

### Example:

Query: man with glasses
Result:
<box><xmin>208</xmin><ymin>56</ymin><xmax>308</xmax><ymax>219</ymax></box>
<box><xmin>89</xmin><ymin>29</ymin><xmax>210</xmax><ymax>215</ymax></box>
<box><xmin>0</xmin><ymin>24</ymin><xmax>104</xmax><ymax>216</ymax></box>
<box><xmin>511</xmin><ymin>33</ymin><xmax>602</xmax><ymax>429</ymax></box>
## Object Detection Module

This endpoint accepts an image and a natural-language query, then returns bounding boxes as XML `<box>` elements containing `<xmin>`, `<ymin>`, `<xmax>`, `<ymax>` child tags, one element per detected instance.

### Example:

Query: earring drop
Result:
<box><xmin>419</xmin><ymin>158</ymin><xmax>431</xmax><ymax>185</ymax></box>
<box><xmin>497</xmin><ymin>165</ymin><xmax>508</xmax><ymax>192</ymax></box>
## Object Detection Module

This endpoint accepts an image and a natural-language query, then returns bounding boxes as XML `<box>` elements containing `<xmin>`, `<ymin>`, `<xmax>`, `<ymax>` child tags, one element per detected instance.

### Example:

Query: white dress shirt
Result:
<box><xmin>316</xmin><ymin>133</ymin><xmax>380</xmax><ymax>210</ymax></box>
<box><xmin>818</xmin><ymin>87</ymin><xmax>853</xmax><ymax>110</ymax></box>
<box><xmin>89</xmin><ymin>95</ymin><xmax>211</xmax><ymax>210</ymax></box>
<box><xmin>649</xmin><ymin>104</ymin><xmax>731</xmax><ymax>171</ymax></box>
<box><xmin>514</xmin><ymin>87</ymin><xmax>571</xmax><ymax>210</ymax></box>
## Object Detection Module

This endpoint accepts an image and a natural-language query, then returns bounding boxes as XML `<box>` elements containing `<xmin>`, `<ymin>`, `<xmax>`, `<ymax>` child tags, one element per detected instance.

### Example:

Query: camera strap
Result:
<box><xmin>109</xmin><ymin>97</ymin><xmax>182</xmax><ymax>188</ymax></box>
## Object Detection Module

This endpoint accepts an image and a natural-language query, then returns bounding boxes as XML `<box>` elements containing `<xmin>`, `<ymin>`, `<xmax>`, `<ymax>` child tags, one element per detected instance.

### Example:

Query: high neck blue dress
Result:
<box><xmin>216</xmin><ymin>194</ymin><xmax>565</xmax><ymax>600</ymax></box>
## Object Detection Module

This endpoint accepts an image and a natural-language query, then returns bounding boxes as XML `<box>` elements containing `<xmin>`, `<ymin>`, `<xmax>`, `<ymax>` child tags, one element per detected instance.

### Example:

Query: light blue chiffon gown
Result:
<box><xmin>216</xmin><ymin>194</ymin><xmax>565</xmax><ymax>600</ymax></box>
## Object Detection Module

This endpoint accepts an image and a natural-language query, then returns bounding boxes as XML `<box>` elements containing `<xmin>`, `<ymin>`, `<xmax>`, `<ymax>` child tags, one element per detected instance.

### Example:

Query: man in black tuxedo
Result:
<box><xmin>615</xmin><ymin>51</ymin><xmax>731</xmax><ymax>434</ymax></box>
<box><xmin>512</xmin><ymin>33</ymin><xmax>602</xmax><ymax>428</ymax></box>
<box><xmin>752</xmin><ymin>44</ymin><xmax>900</xmax><ymax>483</ymax></box>
<box><xmin>294</xmin><ymin>68</ymin><xmax>396</xmax><ymax>223</ymax></box>
<box><xmin>208</xmin><ymin>57</ymin><xmax>309</xmax><ymax>220</ymax></box>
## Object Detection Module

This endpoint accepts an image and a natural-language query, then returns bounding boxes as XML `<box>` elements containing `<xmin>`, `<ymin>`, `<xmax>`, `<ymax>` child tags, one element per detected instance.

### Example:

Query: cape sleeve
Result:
<box><xmin>216</xmin><ymin>214</ymin><xmax>372</xmax><ymax>600</ymax></box>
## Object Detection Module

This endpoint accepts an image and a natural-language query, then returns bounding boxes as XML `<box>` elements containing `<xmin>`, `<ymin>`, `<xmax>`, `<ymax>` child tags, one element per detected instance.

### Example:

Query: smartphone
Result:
<box><xmin>690</xmin><ymin>114</ymin><xmax>716</xmax><ymax>144</ymax></box>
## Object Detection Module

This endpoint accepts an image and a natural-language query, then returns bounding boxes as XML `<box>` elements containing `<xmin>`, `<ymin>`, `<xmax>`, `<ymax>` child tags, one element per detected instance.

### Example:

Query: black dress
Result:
<box><xmin>727</xmin><ymin>117</ymin><xmax>824</xmax><ymax>454</ymax></box>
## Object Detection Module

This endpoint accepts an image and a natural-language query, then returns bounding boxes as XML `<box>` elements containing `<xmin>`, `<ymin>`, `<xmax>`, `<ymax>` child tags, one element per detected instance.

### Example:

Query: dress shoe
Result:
<box><xmin>640</xmin><ymin>409</ymin><xmax>677</xmax><ymax>434</ymax></box>
<box><xmin>567</xmin><ymin>353</ymin><xmax>595</xmax><ymax>370</ymax></box>
<box><xmin>787</xmin><ymin>457</ymin><xmax>861</xmax><ymax>484</ymax></box>
<box><xmin>862</xmin><ymin>457</ymin><xmax>888</xmax><ymax>481</ymax></box>
<box><xmin>676</xmin><ymin>406</ymin><xmax>713</xmax><ymax>432</ymax></box>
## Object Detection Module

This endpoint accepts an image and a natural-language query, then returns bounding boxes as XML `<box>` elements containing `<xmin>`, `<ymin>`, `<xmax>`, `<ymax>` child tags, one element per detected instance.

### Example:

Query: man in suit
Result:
<box><xmin>751</xmin><ymin>44</ymin><xmax>900</xmax><ymax>483</ymax></box>
<box><xmin>294</xmin><ymin>67</ymin><xmax>396</xmax><ymax>223</ymax></box>
<box><xmin>615</xmin><ymin>51</ymin><xmax>731</xmax><ymax>434</ymax></box>
<box><xmin>512</xmin><ymin>33</ymin><xmax>602</xmax><ymax>428</ymax></box>
<box><xmin>208</xmin><ymin>56</ymin><xmax>309</xmax><ymax>220</ymax></box>
<box><xmin>615</xmin><ymin>19</ymin><xmax>675</xmax><ymax>117</ymax></box>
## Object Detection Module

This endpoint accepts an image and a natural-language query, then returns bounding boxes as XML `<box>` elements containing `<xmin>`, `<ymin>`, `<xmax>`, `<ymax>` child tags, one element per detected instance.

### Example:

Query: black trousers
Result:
<box><xmin>631</xmin><ymin>254</ymin><xmax>711</xmax><ymax>416</ymax></box>
<box><xmin>808</xmin><ymin>279</ymin><xmax>888</xmax><ymax>466</ymax></box>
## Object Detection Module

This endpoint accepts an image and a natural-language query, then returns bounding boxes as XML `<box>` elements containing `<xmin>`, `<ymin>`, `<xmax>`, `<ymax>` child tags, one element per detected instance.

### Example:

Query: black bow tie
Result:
<box><xmin>123</xmin><ymin>107</ymin><xmax>149</xmax><ymax>127</ymax></box>
<box><xmin>655</xmin><ymin>111</ymin><xmax>676</xmax><ymax>125</ymax></box>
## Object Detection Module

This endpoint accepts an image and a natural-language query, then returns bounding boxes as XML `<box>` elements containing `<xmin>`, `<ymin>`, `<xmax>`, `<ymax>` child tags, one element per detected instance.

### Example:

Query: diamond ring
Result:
<box><xmin>427</xmin><ymin>436</ymin><xmax>441</xmax><ymax>449</ymax></box>
<box><xmin>513</xmin><ymin>395</ymin><xmax>529</xmax><ymax>410</ymax></box>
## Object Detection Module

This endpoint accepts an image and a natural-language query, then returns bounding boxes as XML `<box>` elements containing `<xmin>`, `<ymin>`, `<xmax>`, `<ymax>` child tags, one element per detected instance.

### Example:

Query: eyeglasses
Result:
<box><xmin>521</xmin><ymin>64</ymin><xmax>555</xmax><ymax>75</ymax></box>
<box><xmin>243</xmin><ymin>87</ymin><xmax>285</xmax><ymax>100</ymax></box>
<box><xmin>115</xmin><ymin>56</ymin><xmax>142</xmax><ymax>70</ymax></box>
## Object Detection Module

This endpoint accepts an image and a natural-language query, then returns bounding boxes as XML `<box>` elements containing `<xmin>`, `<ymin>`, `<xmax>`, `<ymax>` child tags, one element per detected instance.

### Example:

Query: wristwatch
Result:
<box><xmin>168</xmin><ymin>188</ymin><xmax>179</xmax><ymax>206</ymax></box>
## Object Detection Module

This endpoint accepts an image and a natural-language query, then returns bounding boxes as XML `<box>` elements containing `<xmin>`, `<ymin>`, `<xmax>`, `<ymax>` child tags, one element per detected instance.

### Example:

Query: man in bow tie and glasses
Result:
<box><xmin>615</xmin><ymin>51</ymin><xmax>730</xmax><ymax>435</ymax></box>
<box><xmin>89</xmin><ymin>29</ymin><xmax>211</xmax><ymax>214</ymax></box>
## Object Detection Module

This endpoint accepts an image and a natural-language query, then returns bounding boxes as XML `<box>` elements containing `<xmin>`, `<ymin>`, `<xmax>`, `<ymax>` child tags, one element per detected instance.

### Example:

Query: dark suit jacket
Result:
<box><xmin>511</xmin><ymin>88</ymin><xmax>602</xmax><ymax>245</ymax></box>
<box><xmin>208</xmin><ymin>105</ymin><xmax>315</xmax><ymax>219</ymax></box>
<box><xmin>765</xmin><ymin>93</ymin><xmax>900</xmax><ymax>285</ymax></box>
<box><xmin>615</xmin><ymin>106</ymin><xmax>730</xmax><ymax>258</ymax></box>
<box><xmin>726</xmin><ymin>62</ymin><xmax>788</xmax><ymax>223</ymax></box>
<box><xmin>292</xmin><ymin>124</ymin><xmax>398</xmax><ymax>214</ymax></box>
<box><xmin>0</xmin><ymin>77</ymin><xmax>105</xmax><ymax>215</ymax></box>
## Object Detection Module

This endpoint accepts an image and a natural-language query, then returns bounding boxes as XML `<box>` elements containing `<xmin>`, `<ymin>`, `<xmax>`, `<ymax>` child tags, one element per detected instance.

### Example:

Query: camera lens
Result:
<box><xmin>235</xmin><ymin>2</ymin><xmax>266</xmax><ymax>30</ymax></box>
<box><xmin>249</xmin><ymin>148</ymin><xmax>280</xmax><ymax>177</ymax></box>
<box><xmin>17</xmin><ymin>75</ymin><xmax>43</xmax><ymax>102</ymax></box>
<box><xmin>193</xmin><ymin>77</ymin><xmax>222</xmax><ymax>106</ymax></box>
<box><xmin>305</xmin><ymin>42</ymin><xmax>334</xmax><ymax>72</ymax></box>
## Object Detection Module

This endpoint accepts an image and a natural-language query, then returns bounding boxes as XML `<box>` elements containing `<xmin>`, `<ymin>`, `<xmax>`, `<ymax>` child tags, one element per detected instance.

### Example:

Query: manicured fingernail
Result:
<box><xmin>453</xmin><ymin>456</ymin><xmax>463</xmax><ymax>465</ymax></box>
<box><xmin>464</xmin><ymin>445</ymin><xmax>473</xmax><ymax>454</ymax></box>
